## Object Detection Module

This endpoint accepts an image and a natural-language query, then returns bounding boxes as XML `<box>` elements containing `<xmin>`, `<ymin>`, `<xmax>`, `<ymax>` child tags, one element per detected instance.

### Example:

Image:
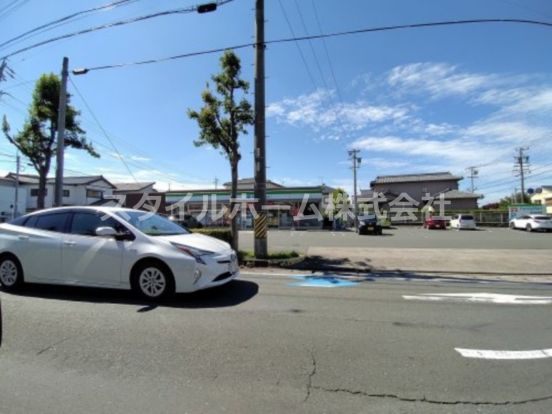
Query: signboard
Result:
<box><xmin>508</xmin><ymin>204</ymin><xmax>545</xmax><ymax>220</ymax></box>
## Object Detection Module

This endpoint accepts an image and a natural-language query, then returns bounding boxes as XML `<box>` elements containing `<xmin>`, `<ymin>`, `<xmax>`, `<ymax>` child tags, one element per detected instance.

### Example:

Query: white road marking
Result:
<box><xmin>402</xmin><ymin>292</ymin><xmax>552</xmax><ymax>305</ymax></box>
<box><xmin>455</xmin><ymin>347</ymin><xmax>552</xmax><ymax>360</ymax></box>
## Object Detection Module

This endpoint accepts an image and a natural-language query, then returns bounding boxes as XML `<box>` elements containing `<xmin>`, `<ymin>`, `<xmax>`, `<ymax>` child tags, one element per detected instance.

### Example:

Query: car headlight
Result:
<box><xmin>171</xmin><ymin>242</ymin><xmax>214</xmax><ymax>264</ymax></box>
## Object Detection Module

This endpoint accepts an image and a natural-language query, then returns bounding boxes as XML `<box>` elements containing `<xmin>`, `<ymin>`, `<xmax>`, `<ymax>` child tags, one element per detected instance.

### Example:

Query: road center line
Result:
<box><xmin>402</xmin><ymin>293</ymin><xmax>552</xmax><ymax>305</ymax></box>
<box><xmin>455</xmin><ymin>348</ymin><xmax>552</xmax><ymax>360</ymax></box>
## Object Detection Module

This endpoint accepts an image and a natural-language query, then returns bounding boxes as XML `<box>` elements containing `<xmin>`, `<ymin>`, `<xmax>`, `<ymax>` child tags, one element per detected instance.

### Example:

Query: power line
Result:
<box><xmin>0</xmin><ymin>0</ymin><xmax>140</xmax><ymax>52</ymax></box>
<box><xmin>0</xmin><ymin>0</ymin><xmax>28</xmax><ymax>22</ymax></box>
<box><xmin>276</xmin><ymin>0</ymin><xmax>317</xmax><ymax>89</ymax></box>
<box><xmin>68</xmin><ymin>75</ymin><xmax>138</xmax><ymax>183</ymax></box>
<box><xmin>311</xmin><ymin>0</ymin><xmax>345</xmax><ymax>104</ymax></box>
<box><xmin>0</xmin><ymin>0</ymin><xmax>236</xmax><ymax>60</ymax></box>
<box><xmin>72</xmin><ymin>18</ymin><xmax>552</xmax><ymax>73</ymax></box>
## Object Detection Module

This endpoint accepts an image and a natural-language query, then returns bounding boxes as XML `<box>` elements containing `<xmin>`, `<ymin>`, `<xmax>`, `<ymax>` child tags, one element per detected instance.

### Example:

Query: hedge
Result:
<box><xmin>191</xmin><ymin>227</ymin><xmax>232</xmax><ymax>244</ymax></box>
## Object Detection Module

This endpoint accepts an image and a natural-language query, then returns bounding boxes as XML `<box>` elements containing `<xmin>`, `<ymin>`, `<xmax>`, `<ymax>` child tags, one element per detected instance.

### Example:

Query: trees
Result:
<box><xmin>0</xmin><ymin>59</ymin><xmax>14</xmax><ymax>100</ymax></box>
<box><xmin>2</xmin><ymin>73</ymin><xmax>98</xmax><ymax>209</ymax></box>
<box><xmin>187</xmin><ymin>51</ymin><xmax>254</xmax><ymax>250</ymax></box>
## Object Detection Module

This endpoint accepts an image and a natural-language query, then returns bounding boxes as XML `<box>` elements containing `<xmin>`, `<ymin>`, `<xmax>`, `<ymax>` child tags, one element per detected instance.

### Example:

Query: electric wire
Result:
<box><xmin>0</xmin><ymin>0</ymin><xmax>140</xmax><ymax>52</ymax></box>
<box><xmin>68</xmin><ymin>75</ymin><xmax>138</xmax><ymax>183</ymax></box>
<box><xmin>0</xmin><ymin>0</ymin><xmax>236</xmax><ymax>60</ymax></box>
<box><xmin>72</xmin><ymin>18</ymin><xmax>552</xmax><ymax>73</ymax></box>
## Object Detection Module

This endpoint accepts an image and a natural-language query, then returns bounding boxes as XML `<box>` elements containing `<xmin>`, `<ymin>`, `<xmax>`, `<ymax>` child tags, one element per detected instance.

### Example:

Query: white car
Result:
<box><xmin>0</xmin><ymin>207</ymin><xmax>239</xmax><ymax>300</ymax></box>
<box><xmin>449</xmin><ymin>214</ymin><xmax>477</xmax><ymax>230</ymax></box>
<box><xmin>509</xmin><ymin>214</ymin><xmax>552</xmax><ymax>232</ymax></box>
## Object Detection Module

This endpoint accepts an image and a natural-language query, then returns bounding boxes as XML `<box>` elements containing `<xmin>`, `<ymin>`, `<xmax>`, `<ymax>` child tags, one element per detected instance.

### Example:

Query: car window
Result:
<box><xmin>461</xmin><ymin>215</ymin><xmax>474</xmax><ymax>220</ymax></box>
<box><xmin>34</xmin><ymin>213</ymin><xmax>70</xmax><ymax>233</ymax></box>
<box><xmin>116</xmin><ymin>211</ymin><xmax>188</xmax><ymax>236</ymax></box>
<box><xmin>24</xmin><ymin>215</ymin><xmax>38</xmax><ymax>228</ymax></box>
<box><xmin>70</xmin><ymin>212</ymin><xmax>127</xmax><ymax>236</ymax></box>
<box><xmin>533</xmin><ymin>215</ymin><xmax>550</xmax><ymax>220</ymax></box>
<box><xmin>8</xmin><ymin>216</ymin><xmax>27</xmax><ymax>226</ymax></box>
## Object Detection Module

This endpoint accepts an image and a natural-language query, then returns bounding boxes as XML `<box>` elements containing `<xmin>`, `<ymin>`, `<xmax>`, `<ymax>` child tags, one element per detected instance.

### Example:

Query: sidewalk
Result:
<box><xmin>299</xmin><ymin>247</ymin><xmax>552</xmax><ymax>277</ymax></box>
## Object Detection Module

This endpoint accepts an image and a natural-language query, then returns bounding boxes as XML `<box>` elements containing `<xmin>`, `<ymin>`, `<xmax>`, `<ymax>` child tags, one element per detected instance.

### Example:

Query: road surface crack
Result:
<box><xmin>311</xmin><ymin>387</ymin><xmax>552</xmax><ymax>406</ymax></box>
<box><xmin>303</xmin><ymin>349</ymin><xmax>317</xmax><ymax>402</ymax></box>
<box><xmin>36</xmin><ymin>337</ymin><xmax>71</xmax><ymax>356</ymax></box>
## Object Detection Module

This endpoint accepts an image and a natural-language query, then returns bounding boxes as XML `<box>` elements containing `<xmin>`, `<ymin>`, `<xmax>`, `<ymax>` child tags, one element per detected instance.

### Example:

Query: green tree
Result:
<box><xmin>187</xmin><ymin>51</ymin><xmax>254</xmax><ymax>250</ymax></box>
<box><xmin>2</xmin><ymin>73</ymin><xmax>98</xmax><ymax>209</ymax></box>
<box><xmin>498</xmin><ymin>192</ymin><xmax>532</xmax><ymax>208</ymax></box>
<box><xmin>0</xmin><ymin>59</ymin><xmax>14</xmax><ymax>100</ymax></box>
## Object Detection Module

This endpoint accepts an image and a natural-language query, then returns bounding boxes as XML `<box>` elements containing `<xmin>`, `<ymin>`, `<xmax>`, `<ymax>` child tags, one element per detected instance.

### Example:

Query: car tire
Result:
<box><xmin>131</xmin><ymin>261</ymin><xmax>175</xmax><ymax>301</ymax></box>
<box><xmin>526</xmin><ymin>224</ymin><xmax>533</xmax><ymax>232</ymax></box>
<box><xmin>0</xmin><ymin>254</ymin><xmax>24</xmax><ymax>292</ymax></box>
<box><xmin>509</xmin><ymin>222</ymin><xmax>515</xmax><ymax>229</ymax></box>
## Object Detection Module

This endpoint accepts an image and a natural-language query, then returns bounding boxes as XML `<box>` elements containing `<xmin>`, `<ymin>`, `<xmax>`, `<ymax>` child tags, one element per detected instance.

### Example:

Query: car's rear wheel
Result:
<box><xmin>509</xmin><ymin>222</ymin><xmax>515</xmax><ymax>229</ymax></box>
<box><xmin>0</xmin><ymin>255</ymin><xmax>24</xmax><ymax>292</ymax></box>
<box><xmin>131</xmin><ymin>261</ymin><xmax>175</xmax><ymax>301</ymax></box>
<box><xmin>526</xmin><ymin>224</ymin><xmax>533</xmax><ymax>232</ymax></box>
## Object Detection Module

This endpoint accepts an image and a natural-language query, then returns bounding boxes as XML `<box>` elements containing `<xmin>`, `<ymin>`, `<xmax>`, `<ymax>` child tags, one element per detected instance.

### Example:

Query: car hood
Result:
<box><xmin>155</xmin><ymin>233</ymin><xmax>232</xmax><ymax>253</ymax></box>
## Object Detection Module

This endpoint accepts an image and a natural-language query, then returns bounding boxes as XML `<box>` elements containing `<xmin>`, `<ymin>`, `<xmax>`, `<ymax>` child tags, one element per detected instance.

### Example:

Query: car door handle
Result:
<box><xmin>18</xmin><ymin>235</ymin><xmax>29</xmax><ymax>241</ymax></box>
<box><xmin>63</xmin><ymin>241</ymin><xmax>76</xmax><ymax>246</ymax></box>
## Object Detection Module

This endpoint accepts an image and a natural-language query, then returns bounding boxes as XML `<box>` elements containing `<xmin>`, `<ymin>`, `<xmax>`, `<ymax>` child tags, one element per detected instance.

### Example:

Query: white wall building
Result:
<box><xmin>4</xmin><ymin>173</ymin><xmax>116</xmax><ymax>213</ymax></box>
<box><xmin>0</xmin><ymin>177</ymin><xmax>27</xmax><ymax>222</ymax></box>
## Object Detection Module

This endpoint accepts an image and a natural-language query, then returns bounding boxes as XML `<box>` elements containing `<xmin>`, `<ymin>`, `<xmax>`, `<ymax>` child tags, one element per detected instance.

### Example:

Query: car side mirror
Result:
<box><xmin>95</xmin><ymin>226</ymin><xmax>118</xmax><ymax>237</ymax></box>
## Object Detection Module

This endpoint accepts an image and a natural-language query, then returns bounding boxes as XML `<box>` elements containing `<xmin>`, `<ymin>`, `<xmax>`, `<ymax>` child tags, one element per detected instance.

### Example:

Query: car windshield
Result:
<box><xmin>116</xmin><ymin>211</ymin><xmax>189</xmax><ymax>236</ymax></box>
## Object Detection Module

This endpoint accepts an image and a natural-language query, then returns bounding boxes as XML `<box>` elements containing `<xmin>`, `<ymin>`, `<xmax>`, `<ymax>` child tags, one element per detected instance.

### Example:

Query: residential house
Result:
<box><xmin>531</xmin><ymin>186</ymin><xmax>552</xmax><ymax>214</ymax></box>
<box><xmin>5</xmin><ymin>173</ymin><xmax>115</xmax><ymax>212</ymax></box>
<box><xmin>368</xmin><ymin>172</ymin><xmax>482</xmax><ymax>210</ymax></box>
<box><xmin>0</xmin><ymin>177</ymin><xmax>26</xmax><ymax>222</ymax></box>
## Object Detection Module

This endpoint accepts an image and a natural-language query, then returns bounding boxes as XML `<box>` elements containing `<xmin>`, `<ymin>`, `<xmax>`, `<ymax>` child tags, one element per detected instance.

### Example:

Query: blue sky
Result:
<box><xmin>1</xmin><ymin>0</ymin><xmax>551</xmax><ymax>203</ymax></box>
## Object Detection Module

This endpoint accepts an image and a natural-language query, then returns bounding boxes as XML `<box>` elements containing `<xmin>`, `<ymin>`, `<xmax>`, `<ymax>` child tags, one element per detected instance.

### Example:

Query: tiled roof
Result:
<box><xmin>5</xmin><ymin>173</ymin><xmax>115</xmax><ymax>188</ymax></box>
<box><xmin>371</xmin><ymin>172</ymin><xmax>462</xmax><ymax>185</ymax></box>
<box><xmin>440</xmin><ymin>189</ymin><xmax>482</xmax><ymax>199</ymax></box>
<box><xmin>113</xmin><ymin>182</ymin><xmax>156</xmax><ymax>192</ymax></box>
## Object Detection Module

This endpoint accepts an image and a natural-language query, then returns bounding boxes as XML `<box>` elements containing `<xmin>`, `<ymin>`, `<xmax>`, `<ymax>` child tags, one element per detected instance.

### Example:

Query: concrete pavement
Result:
<box><xmin>1</xmin><ymin>275</ymin><xmax>552</xmax><ymax>413</ymax></box>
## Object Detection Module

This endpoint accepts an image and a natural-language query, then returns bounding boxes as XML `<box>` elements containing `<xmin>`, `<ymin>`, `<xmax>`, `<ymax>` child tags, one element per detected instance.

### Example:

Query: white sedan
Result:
<box><xmin>449</xmin><ymin>214</ymin><xmax>477</xmax><ymax>230</ymax></box>
<box><xmin>0</xmin><ymin>207</ymin><xmax>239</xmax><ymax>300</ymax></box>
<box><xmin>509</xmin><ymin>214</ymin><xmax>552</xmax><ymax>232</ymax></box>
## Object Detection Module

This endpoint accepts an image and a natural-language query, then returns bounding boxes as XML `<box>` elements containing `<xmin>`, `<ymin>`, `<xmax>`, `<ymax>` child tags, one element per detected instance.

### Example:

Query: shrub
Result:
<box><xmin>191</xmin><ymin>227</ymin><xmax>232</xmax><ymax>244</ymax></box>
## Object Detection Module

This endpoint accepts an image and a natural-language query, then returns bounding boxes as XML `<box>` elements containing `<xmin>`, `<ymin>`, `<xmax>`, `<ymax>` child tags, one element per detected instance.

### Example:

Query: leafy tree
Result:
<box><xmin>498</xmin><ymin>192</ymin><xmax>532</xmax><ymax>208</ymax></box>
<box><xmin>2</xmin><ymin>73</ymin><xmax>98</xmax><ymax>209</ymax></box>
<box><xmin>187</xmin><ymin>51</ymin><xmax>254</xmax><ymax>250</ymax></box>
<box><xmin>0</xmin><ymin>59</ymin><xmax>14</xmax><ymax>100</ymax></box>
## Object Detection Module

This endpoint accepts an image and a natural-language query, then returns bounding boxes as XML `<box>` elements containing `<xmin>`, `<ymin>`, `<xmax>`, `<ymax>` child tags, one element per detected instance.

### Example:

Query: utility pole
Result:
<box><xmin>253</xmin><ymin>0</ymin><xmax>267</xmax><ymax>258</ymax></box>
<box><xmin>513</xmin><ymin>147</ymin><xmax>530</xmax><ymax>204</ymax></box>
<box><xmin>12</xmin><ymin>152</ymin><xmax>20</xmax><ymax>219</ymax></box>
<box><xmin>466</xmin><ymin>166</ymin><xmax>479</xmax><ymax>193</ymax></box>
<box><xmin>54</xmin><ymin>56</ymin><xmax>69</xmax><ymax>207</ymax></box>
<box><xmin>214</xmin><ymin>177</ymin><xmax>219</xmax><ymax>190</ymax></box>
<box><xmin>348</xmin><ymin>149</ymin><xmax>361</xmax><ymax>229</ymax></box>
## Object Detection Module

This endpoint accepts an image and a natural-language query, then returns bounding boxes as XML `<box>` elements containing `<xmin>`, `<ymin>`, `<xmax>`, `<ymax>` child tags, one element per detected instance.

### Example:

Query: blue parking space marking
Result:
<box><xmin>288</xmin><ymin>275</ymin><xmax>359</xmax><ymax>288</ymax></box>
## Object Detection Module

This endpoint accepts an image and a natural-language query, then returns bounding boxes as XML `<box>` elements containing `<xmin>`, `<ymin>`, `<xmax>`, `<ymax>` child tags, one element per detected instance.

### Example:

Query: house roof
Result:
<box><xmin>371</xmin><ymin>172</ymin><xmax>463</xmax><ymax>185</ymax></box>
<box><xmin>223</xmin><ymin>178</ymin><xmax>285</xmax><ymax>189</ymax></box>
<box><xmin>5</xmin><ymin>173</ymin><xmax>116</xmax><ymax>188</ymax></box>
<box><xmin>439</xmin><ymin>189</ymin><xmax>483</xmax><ymax>199</ymax></box>
<box><xmin>113</xmin><ymin>182</ymin><xmax>156</xmax><ymax>192</ymax></box>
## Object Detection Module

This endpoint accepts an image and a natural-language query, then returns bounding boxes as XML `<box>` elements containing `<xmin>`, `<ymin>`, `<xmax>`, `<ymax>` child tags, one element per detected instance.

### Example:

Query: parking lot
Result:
<box><xmin>240</xmin><ymin>227</ymin><xmax>552</xmax><ymax>252</ymax></box>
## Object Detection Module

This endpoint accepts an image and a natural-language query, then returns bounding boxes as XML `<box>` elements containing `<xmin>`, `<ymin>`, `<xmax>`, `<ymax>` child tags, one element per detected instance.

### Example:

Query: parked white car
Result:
<box><xmin>449</xmin><ymin>214</ymin><xmax>477</xmax><ymax>230</ymax></box>
<box><xmin>509</xmin><ymin>214</ymin><xmax>552</xmax><ymax>232</ymax></box>
<box><xmin>0</xmin><ymin>207</ymin><xmax>239</xmax><ymax>300</ymax></box>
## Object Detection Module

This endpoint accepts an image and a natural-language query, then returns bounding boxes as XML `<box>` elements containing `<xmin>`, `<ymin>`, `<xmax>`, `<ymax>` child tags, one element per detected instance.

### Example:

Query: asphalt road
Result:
<box><xmin>239</xmin><ymin>227</ymin><xmax>552</xmax><ymax>252</ymax></box>
<box><xmin>1</xmin><ymin>274</ymin><xmax>551</xmax><ymax>413</ymax></box>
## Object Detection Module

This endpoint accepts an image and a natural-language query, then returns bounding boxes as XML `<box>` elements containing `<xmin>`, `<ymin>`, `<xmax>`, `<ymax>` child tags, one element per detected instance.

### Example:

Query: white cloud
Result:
<box><xmin>267</xmin><ymin>89</ymin><xmax>409</xmax><ymax>139</ymax></box>
<box><xmin>387</xmin><ymin>62</ymin><xmax>496</xmax><ymax>98</ymax></box>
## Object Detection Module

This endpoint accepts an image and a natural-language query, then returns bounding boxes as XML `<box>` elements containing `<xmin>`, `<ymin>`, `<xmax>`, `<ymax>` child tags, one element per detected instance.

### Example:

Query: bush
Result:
<box><xmin>191</xmin><ymin>227</ymin><xmax>232</xmax><ymax>244</ymax></box>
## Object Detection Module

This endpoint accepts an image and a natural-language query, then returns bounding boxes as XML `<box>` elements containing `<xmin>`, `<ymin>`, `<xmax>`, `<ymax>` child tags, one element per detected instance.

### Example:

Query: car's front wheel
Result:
<box><xmin>131</xmin><ymin>261</ymin><xmax>175</xmax><ymax>301</ymax></box>
<box><xmin>0</xmin><ymin>255</ymin><xmax>24</xmax><ymax>292</ymax></box>
<box><xmin>509</xmin><ymin>222</ymin><xmax>515</xmax><ymax>229</ymax></box>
